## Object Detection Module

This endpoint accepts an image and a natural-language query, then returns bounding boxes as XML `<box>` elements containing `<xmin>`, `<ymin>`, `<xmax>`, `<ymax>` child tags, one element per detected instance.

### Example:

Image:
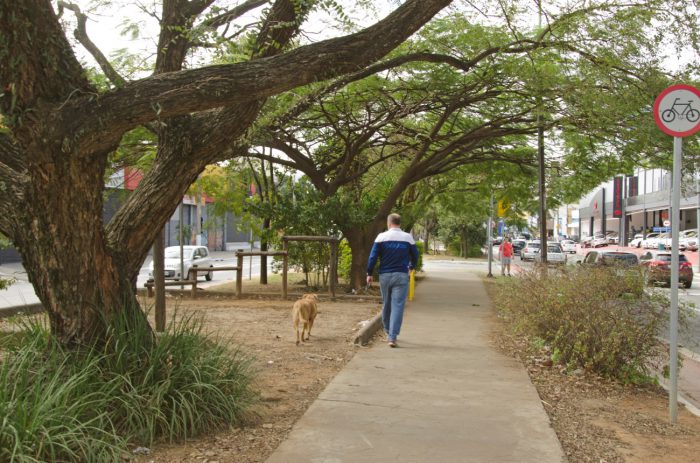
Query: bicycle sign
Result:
<box><xmin>654</xmin><ymin>84</ymin><xmax>700</xmax><ymax>137</ymax></box>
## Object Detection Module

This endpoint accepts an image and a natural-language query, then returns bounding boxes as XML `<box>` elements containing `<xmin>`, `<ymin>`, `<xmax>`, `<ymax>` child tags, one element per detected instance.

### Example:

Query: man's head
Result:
<box><xmin>387</xmin><ymin>213</ymin><xmax>401</xmax><ymax>229</ymax></box>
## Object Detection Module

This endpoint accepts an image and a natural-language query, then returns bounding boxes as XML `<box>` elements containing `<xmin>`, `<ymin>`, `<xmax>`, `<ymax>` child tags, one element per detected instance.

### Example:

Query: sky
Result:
<box><xmin>60</xmin><ymin>0</ymin><xmax>398</xmax><ymax>73</ymax></box>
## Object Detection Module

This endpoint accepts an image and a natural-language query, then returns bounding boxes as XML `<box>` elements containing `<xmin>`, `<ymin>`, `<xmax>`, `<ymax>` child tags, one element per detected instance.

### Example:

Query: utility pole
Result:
<box><xmin>537</xmin><ymin>0</ymin><xmax>547</xmax><ymax>263</ymax></box>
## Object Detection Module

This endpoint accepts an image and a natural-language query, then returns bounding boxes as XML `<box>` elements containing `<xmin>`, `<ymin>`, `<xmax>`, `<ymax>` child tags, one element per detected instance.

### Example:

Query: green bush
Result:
<box><xmin>338</xmin><ymin>240</ymin><xmax>352</xmax><ymax>281</ymax></box>
<box><xmin>493</xmin><ymin>265</ymin><xmax>689</xmax><ymax>384</ymax></box>
<box><xmin>0</xmin><ymin>310</ymin><xmax>256</xmax><ymax>462</ymax></box>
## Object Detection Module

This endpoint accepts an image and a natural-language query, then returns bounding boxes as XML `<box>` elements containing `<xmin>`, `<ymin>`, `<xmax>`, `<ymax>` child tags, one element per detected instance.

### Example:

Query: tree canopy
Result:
<box><xmin>0</xmin><ymin>0</ymin><xmax>452</xmax><ymax>345</ymax></box>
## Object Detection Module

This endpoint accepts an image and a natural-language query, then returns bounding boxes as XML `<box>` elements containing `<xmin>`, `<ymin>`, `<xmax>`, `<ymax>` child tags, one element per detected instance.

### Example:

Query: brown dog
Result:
<box><xmin>292</xmin><ymin>293</ymin><xmax>318</xmax><ymax>345</ymax></box>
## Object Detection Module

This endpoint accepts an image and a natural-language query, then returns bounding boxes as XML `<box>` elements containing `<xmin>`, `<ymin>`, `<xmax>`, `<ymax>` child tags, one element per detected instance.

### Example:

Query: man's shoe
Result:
<box><xmin>388</xmin><ymin>341</ymin><xmax>397</xmax><ymax>348</ymax></box>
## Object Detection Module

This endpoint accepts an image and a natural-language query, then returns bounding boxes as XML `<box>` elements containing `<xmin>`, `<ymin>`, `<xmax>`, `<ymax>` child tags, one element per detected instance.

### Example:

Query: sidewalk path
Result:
<box><xmin>266</xmin><ymin>261</ymin><xmax>564</xmax><ymax>462</ymax></box>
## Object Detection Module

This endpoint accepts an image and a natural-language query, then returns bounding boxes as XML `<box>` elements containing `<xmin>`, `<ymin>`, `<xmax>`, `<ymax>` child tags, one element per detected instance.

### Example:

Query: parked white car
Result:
<box><xmin>520</xmin><ymin>241</ymin><xmax>541</xmax><ymax>261</ymax></box>
<box><xmin>641</xmin><ymin>233</ymin><xmax>660</xmax><ymax>249</ymax></box>
<box><xmin>681</xmin><ymin>230</ymin><xmax>699</xmax><ymax>251</ymax></box>
<box><xmin>656</xmin><ymin>232</ymin><xmax>672</xmax><ymax>250</ymax></box>
<box><xmin>560</xmin><ymin>239</ymin><xmax>577</xmax><ymax>253</ymax></box>
<box><xmin>592</xmin><ymin>234</ymin><xmax>608</xmax><ymax>248</ymax></box>
<box><xmin>534</xmin><ymin>243</ymin><xmax>567</xmax><ymax>265</ymax></box>
<box><xmin>656</xmin><ymin>230</ymin><xmax>699</xmax><ymax>251</ymax></box>
<box><xmin>149</xmin><ymin>245</ymin><xmax>214</xmax><ymax>281</ymax></box>
<box><xmin>629</xmin><ymin>233</ymin><xmax>643</xmax><ymax>248</ymax></box>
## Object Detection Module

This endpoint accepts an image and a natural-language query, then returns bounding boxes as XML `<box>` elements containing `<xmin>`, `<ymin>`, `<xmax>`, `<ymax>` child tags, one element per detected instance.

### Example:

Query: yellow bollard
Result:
<box><xmin>408</xmin><ymin>270</ymin><xmax>415</xmax><ymax>301</ymax></box>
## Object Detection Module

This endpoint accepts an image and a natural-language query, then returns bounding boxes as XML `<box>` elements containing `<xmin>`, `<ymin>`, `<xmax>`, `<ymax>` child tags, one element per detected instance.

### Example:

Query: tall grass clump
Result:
<box><xmin>0</xmin><ymin>310</ymin><xmax>256</xmax><ymax>463</ymax></box>
<box><xmin>494</xmin><ymin>265</ymin><xmax>689</xmax><ymax>384</ymax></box>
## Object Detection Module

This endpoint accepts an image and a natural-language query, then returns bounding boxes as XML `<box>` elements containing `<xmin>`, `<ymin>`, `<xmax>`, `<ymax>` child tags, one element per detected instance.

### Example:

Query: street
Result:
<box><xmin>0</xmin><ymin>247</ymin><xmax>275</xmax><ymax>311</ymax></box>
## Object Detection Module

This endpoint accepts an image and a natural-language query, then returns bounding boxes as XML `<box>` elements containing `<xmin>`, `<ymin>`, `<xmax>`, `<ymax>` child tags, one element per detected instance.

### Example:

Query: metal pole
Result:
<box><xmin>670</xmin><ymin>136</ymin><xmax>682</xmax><ymax>424</ymax></box>
<box><xmin>538</xmin><ymin>125</ymin><xmax>547</xmax><ymax>262</ymax></box>
<box><xmin>537</xmin><ymin>0</ymin><xmax>547</xmax><ymax>263</ymax></box>
<box><xmin>249</xmin><ymin>228</ymin><xmax>253</xmax><ymax>280</ymax></box>
<box><xmin>696</xmin><ymin>167</ymin><xmax>700</xmax><ymax>273</ymax></box>
<box><xmin>153</xmin><ymin>230</ymin><xmax>166</xmax><ymax>332</ymax></box>
<box><xmin>487</xmin><ymin>193</ymin><xmax>494</xmax><ymax>277</ymax></box>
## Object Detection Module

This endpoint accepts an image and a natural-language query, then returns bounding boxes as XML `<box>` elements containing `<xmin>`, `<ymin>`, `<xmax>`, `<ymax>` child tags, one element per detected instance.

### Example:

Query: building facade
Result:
<box><xmin>578</xmin><ymin>168</ymin><xmax>700</xmax><ymax>245</ymax></box>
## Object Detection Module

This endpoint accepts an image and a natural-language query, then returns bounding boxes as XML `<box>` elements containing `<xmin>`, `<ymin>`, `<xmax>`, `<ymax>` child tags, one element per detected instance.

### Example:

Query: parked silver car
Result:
<box><xmin>520</xmin><ymin>241</ymin><xmax>541</xmax><ymax>261</ymax></box>
<box><xmin>149</xmin><ymin>245</ymin><xmax>214</xmax><ymax>281</ymax></box>
<box><xmin>560</xmin><ymin>239</ymin><xmax>577</xmax><ymax>253</ymax></box>
<box><xmin>533</xmin><ymin>243</ymin><xmax>567</xmax><ymax>265</ymax></box>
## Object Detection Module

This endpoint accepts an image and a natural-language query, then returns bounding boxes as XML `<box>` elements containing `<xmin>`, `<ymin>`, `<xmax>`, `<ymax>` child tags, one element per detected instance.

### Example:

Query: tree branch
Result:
<box><xmin>0</xmin><ymin>135</ymin><xmax>25</xmax><ymax>239</ymax></box>
<box><xmin>55</xmin><ymin>0</ymin><xmax>453</xmax><ymax>154</ymax></box>
<box><xmin>198</xmin><ymin>0</ymin><xmax>269</xmax><ymax>31</ymax></box>
<box><xmin>0</xmin><ymin>0</ymin><xmax>92</xmax><ymax>118</ymax></box>
<box><xmin>0</xmin><ymin>132</ymin><xmax>26</xmax><ymax>172</ymax></box>
<box><xmin>57</xmin><ymin>1</ymin><xmax>126</xmax><ymax>87</ymax></box>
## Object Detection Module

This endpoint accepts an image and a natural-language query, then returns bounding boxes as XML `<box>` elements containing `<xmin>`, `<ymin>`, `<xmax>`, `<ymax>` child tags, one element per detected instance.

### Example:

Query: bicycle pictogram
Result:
<box><xmin>661</xmin><ymin>98</ymin><xmax>700</xmax><ymax>123</ymax></box>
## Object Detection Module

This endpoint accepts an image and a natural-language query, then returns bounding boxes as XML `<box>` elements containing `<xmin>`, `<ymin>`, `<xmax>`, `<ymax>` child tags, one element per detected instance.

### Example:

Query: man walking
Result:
<box><xmin>367</xmin><ymin>213</ymin><xmax>420</xmax><ymax>348</ymax></box>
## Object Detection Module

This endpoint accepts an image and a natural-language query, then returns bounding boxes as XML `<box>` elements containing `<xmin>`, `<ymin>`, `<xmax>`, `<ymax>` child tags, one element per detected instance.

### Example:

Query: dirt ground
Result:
<box><xmin>489</xmin><ymin>307</ymin><xmax>700</xmax><ymax>462</ymax></box>
<box><xmin>134</xmin><ymin>292</ymin><xmax>381</xmax><ymax>463</ymax></box>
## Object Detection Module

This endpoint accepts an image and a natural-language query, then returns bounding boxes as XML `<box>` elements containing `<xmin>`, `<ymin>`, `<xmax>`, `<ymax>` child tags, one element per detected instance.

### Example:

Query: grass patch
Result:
<box><xmin>0</xmin><ymin>310</ymin><xmax>256</xmax><ymax>462</ymax></box>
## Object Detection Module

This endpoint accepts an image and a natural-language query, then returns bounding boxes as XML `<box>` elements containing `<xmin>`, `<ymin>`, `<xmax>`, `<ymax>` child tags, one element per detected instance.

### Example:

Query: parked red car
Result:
<box><xmin>639</xmin><ymin>251</ymin><xmax>693</xmax><ymax>288</ymax></box>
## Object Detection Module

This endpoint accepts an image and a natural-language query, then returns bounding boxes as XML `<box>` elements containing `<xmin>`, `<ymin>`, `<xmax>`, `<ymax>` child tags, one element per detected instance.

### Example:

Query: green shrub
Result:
<box><xmin>338</xmin><ymin>240</ymin><xmax>352</xmax><ymax>281</ymax></box>
<box><xmin>0</xmin><ymin>310</ymin><xmax>256</xmax><ymax>462</ymax></box>
<box><xmin>414</xmin><ymin>241</ymin><xmax>424</xmax><ymax>272</ymax></box>
<box><xmin>493</xmin><ymin>265</ymin><xmax>689</xmax><ymax>384</ymax></box>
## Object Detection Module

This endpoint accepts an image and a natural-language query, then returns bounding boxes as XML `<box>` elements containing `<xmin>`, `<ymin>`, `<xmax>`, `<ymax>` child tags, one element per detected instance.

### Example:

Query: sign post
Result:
<box><xmin>654</xmin><ymin>84</ymin><xmax>700</xmax><ymax>424</ymax></box>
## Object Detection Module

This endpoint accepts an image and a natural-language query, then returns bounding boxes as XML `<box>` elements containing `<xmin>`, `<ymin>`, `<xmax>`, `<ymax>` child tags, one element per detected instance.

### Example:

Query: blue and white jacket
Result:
<box><xmin>367</xmin><ymin>228</ymin><xmax>419</xmax><ymax>275</ymax></box>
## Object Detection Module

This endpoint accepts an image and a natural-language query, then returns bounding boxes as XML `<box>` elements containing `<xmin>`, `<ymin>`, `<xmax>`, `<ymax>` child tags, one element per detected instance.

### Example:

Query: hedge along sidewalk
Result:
<box><xmin>267</xmin><ymin>264</ymin><xmax>564</xmax><ymax>463</ymax></box>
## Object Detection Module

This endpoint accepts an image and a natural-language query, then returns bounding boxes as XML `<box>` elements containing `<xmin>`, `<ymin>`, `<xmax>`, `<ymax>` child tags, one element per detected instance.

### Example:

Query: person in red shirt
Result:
<box><xmin>499</xmin><ymin>237</ymin><xmax>514</xmax><ymax>276</ymax></box>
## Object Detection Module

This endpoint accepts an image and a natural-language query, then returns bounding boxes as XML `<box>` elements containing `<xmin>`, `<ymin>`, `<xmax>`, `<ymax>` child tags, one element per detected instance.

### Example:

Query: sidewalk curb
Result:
<box><xmin>656</xmin><ymin>376</ymin><xmax>700</xmax><ymax>418</ymax></box>
<box><xmin>0</xmin><ymin>303</ymin><xmax>43</xmax><ymax>319</ymax></box>
<box><xmin>353</xmin><ymin>312</ymin><xmax>382</xmax><ymax>346</ymax></box>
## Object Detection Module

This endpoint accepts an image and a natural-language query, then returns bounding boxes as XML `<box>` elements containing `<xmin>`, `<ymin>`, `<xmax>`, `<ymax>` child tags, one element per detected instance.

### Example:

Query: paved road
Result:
<box><xmin>0</xmin><ymin>245</ymin><xmax>274</xmax><ymax>310</ymax></box>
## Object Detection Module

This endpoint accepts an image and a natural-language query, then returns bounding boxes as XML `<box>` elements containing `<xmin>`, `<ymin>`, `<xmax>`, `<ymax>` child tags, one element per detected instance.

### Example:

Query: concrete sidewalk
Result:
<box><xmin>266</xmin><ymin>262</ymin><xmax>565</xmax><ymax>462</ymax></box>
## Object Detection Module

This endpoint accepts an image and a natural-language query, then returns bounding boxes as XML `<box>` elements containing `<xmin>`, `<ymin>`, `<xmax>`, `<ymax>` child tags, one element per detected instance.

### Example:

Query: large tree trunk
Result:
<box><xmin>15</xmin><ymin>147</ymin><xmax>148</xmax><ymax>346</ymax></box>
<box><xmin>343</xmin><ymin>219</ymin><xmax>386</xmax><ymax>290</ymax></box>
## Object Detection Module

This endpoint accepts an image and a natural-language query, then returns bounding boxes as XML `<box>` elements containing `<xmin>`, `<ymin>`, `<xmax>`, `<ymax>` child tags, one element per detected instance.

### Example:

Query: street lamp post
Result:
<box><xmin>536</xmin><ymin>0</ymin><xmax>547</xmax><ymax>263</ymax></box>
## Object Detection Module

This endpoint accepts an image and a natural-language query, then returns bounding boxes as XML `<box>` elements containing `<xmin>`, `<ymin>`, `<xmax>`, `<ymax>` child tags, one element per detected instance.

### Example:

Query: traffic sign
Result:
<box><xmin>651</xmin><ymin>84</ymin><xmax>700</xmax><ymax>424</ymax></box>
<box><xmin>653</xmin><ymin>84</ymin><xmax>700</xmax><ymax>137</ymax></box>
<box><xmin>497</xmin><ymin>200</ymin><xmax>510</xmax><ymax>218</ymax></box>
<box><xmin>663</xmin><ymin>220</ymin><xmax>671</xmax><ymax>227</ymax></box>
